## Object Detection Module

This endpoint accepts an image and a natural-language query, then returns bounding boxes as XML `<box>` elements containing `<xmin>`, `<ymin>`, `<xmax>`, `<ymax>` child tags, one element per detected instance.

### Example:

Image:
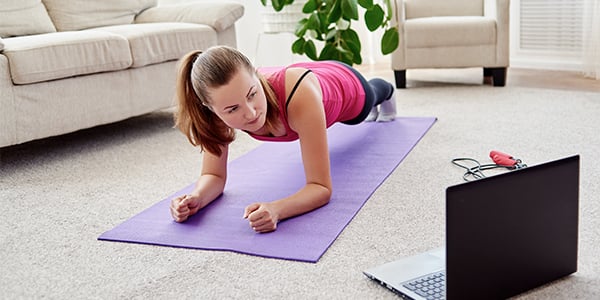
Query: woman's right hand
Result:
<box><xmin>170</xmin><ymin>194</ymin><xmax>201</xmax><ymax>222</ymax></box>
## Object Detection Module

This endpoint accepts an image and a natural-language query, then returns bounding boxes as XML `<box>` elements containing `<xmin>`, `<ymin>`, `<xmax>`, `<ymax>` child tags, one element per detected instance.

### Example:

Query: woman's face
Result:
<box><xmin>208</xmin><ymin>68</ymin><xmax>268</xmax><ymax>133</ymax></box>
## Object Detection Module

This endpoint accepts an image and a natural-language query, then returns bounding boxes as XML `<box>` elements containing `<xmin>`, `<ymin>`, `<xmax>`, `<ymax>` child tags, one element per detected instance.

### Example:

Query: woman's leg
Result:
<box><xmin>341</xmin><ymin>65</ymin><xmax>396</xmax><ymax>124</ymax></box>
<box><xmin>368</xmin><ymin>78</ymin><xmax>394</xmax><ymax>106</ymax></box>
<box><xmin>368</xmin><ymin>78</ymin><xmax>396</xmax><ymax>122</ymax></box>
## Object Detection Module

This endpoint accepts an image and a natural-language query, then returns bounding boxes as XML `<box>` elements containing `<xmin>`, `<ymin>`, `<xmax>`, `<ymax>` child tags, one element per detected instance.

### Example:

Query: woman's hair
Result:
<box><xmin>174</xmin><ymin>46</ymin><xmax>280</xmax><ymax>156</ymax></box>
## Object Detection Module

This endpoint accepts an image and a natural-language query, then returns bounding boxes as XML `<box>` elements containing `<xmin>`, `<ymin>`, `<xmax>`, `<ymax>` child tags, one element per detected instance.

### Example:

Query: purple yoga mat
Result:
<box><xmin>99</xmin><ymin>117</ymin><xmax>436</xmax><ymax>262</ymax></box>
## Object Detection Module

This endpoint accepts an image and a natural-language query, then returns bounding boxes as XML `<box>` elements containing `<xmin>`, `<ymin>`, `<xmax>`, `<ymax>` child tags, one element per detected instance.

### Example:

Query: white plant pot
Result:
<box><xmin>261</xmin><ymin>0</ymin><xmax>308</xmax><ymax>33</ymax></box>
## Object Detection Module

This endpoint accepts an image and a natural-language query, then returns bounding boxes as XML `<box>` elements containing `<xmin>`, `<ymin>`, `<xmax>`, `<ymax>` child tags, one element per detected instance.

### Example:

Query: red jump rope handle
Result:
<box><xmin>489</xmin><ymin>150</ymin><xmax>517</xmax><ymax>167</ymax></box>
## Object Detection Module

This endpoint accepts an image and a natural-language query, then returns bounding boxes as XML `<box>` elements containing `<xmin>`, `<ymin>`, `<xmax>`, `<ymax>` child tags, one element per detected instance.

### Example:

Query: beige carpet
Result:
<box><xmin>1</xmin><ymin>80</ymin><xmax>599</xmax><ymax>299</ymax></box>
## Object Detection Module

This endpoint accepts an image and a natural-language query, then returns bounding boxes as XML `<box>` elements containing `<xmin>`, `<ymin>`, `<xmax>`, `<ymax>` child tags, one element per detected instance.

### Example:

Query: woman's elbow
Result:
<box><xmin>319</xmin><ymin>185</ymin><xmax>332</xmax><ymax>206</ymax></box>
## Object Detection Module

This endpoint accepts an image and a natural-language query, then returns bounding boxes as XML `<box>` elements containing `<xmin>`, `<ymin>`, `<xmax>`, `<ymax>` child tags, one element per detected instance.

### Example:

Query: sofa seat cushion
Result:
<box><xmin>42</xmin><ymin>0</ymin><xmax>157</xmax><ymax>31</ymax></box>
<box><xmin>3</xmin><ymin>31</ymin><xmax>132</xmax><ymax>85</ymax></box>
<box><xmin>91</xmin><ymin>23</ymin><xmax>217</xmax><ymax>68</ymax></box>
<box><xmin>0</xmin><ymin>0</ymin><xmax>57</xmax><ymax>38</ymax></box>
<box><xmin>405</xmin><ymin>16</ymin><xmax>496</xmax><ymax>48</ymax></box>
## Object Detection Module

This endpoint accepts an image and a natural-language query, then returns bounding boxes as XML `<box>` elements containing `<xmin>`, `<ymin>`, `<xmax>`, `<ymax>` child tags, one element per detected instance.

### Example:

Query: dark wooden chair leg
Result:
<box><xmin>394</xmin><ymin>70</ymin><xmax>406</xmax><ymax>89</ymax></box>
<box><xmin>490</xmin><ymin>67</ymin><xmax>507</xmax><ymax>86</ymax></box>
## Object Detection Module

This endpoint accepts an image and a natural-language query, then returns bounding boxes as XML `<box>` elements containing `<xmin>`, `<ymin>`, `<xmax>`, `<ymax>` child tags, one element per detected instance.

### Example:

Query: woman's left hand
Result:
<box><xmin>243</xmin><ymin>202</ymin><xmax>279</xmax><ymax>233</ymax></box>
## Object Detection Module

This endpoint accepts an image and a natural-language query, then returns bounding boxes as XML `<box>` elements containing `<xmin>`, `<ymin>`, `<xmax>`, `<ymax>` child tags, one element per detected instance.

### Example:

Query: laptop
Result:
<box><xmin>363</xmin><ymin>155</ymin><xmax>580</xmax><ymax>300</ymax></box>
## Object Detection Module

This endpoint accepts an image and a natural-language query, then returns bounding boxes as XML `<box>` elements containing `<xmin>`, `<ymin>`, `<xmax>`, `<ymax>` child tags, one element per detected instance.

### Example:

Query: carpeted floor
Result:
<box><xmin>1</xmin><ymin>72</ymin><xmax>599</xmax><ymax>299</ymax></box>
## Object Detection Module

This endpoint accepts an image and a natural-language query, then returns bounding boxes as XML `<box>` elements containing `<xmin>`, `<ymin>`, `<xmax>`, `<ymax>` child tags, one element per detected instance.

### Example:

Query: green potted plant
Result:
<box><xmin>260</xmin><ymin>0</ymin><xmax>398</xmax><ymax>65</ymax></box>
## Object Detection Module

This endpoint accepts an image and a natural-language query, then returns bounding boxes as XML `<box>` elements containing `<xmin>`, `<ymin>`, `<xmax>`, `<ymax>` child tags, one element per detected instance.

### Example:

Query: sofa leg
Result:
<box><xmin>485</xmin><ymin>67</ymin><xmax>507</xmax><ymax>87</ymax></box>
<box><xmin>394</xmin><ymin>70</ymin><xmax>406</xmax><ymax>89</ymax></box>
<box><xmin>483</xmin><ymin>67</ymin><xmax>492</xmax><ymax>77</ymax></box>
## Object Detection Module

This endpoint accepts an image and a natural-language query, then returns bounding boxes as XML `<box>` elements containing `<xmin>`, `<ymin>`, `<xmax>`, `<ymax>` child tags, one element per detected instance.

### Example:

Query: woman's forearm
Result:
<box><xmin>272</xmin><ymin>182</ymin><xmax>332</xmax><ymax>221</ymax></box>
<box><xmin>190</xmin><ymin>173</ymin><xmax>226</xmax><ymax>209</ymax></box>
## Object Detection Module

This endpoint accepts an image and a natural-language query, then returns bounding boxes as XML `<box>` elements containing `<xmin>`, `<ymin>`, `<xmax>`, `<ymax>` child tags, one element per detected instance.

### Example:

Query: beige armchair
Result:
<box><xmin>391</xmin><ymin>0</ymin><xmax>510</xmax><ymax>88</ymax></box>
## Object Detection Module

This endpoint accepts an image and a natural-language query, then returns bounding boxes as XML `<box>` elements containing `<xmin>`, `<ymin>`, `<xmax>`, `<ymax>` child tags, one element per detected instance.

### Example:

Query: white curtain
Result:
<box><xmin>582</xmin><ymin>0</ymin><xmax>600</xmax><ymax>79</ymax></box>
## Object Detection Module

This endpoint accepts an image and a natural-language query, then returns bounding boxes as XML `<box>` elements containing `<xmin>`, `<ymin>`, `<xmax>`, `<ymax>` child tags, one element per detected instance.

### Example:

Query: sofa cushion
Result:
<box><xmin>405</xmin><ymin>0</ymin><xmax>483</xmax><ymax>19</ymax></box>
<box><xmin>2</xmin><ymin>31</ymin><xmax>132</xmax><ymax>84</ymax></box>
<box><xmin>42</xmin><ymin>0</ymin><xmax>157</xmax><ymax>31</ymax></box>
<box><xmin>405</xmin><ymin>16</ymin><xmax>496</xmax><ymax>48</ymax></box>
<box><xmin>91</xmin><ymin>23</ymin><xmax>217</xmax><ymax>68</ymax></box>
<box><xmin>0</xmin><ymin>0</ymin><xmax>57</xmax><ymax>38</ymax></box>
<box><xmin>135</xmin><ymin>2</ymin><xmax>245</xmax><ymax>32</ymax></box>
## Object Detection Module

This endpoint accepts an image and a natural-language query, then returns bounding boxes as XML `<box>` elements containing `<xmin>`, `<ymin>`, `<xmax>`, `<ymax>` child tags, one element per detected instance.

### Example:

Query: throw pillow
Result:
<box><xmin>0</xmin><ymin>0</ymin><xmax>57</xmax><ymax>38</ymax></box>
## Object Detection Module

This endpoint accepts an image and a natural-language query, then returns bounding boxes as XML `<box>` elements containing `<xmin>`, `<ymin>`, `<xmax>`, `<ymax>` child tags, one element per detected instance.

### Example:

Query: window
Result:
<box><xmin>512</xmin><ymin>0</ymin><xmax>584</xmax><ymax>70</ymax></box>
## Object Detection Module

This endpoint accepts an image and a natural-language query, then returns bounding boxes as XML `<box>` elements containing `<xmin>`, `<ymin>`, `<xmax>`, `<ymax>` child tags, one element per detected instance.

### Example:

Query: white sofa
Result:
<box><xmin>0</xmin><ymin>0</ymin><xmax>244</xmax><ymax>148</ymax></box>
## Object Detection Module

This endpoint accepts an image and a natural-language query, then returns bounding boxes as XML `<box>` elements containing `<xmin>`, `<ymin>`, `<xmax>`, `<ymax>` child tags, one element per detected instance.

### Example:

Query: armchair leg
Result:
<box><xmin>394</xmin><ymin>70</ymin><xmax>407</xmax><ymax>89</ymax></box>
<box><xmin>484</xmin><ymin>67</ymin><xmax>507</xmax><ymax>87</ymax></box>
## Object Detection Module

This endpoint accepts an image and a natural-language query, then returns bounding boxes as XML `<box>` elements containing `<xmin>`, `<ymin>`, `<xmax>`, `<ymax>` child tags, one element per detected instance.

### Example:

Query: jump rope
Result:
<box><xmin>452</xmin><ymin>150</ymin><xmax>527</xmax><ymax>181</ymax></box>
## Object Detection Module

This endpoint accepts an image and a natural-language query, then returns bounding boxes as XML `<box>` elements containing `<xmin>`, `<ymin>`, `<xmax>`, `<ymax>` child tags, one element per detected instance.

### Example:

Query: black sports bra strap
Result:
<box><xmin>285</xmin><ymin>69</ymin><xmax>313</xmax><ymax>110</ymax></box>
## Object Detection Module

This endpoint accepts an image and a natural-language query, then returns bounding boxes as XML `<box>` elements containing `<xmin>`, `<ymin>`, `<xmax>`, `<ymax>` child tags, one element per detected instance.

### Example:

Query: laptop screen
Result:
<box><xmin>445</xmin><ymin>155</ymin><xmax>579</xmax><ymax>299</ymax></box>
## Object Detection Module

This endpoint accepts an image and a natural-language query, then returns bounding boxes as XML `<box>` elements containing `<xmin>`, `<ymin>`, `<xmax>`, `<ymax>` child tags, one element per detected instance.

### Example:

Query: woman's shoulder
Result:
<box><xmin>284</xmin><ymin>66</ymin><xmax>318</xmax><ymax>86</ymax></box>
<box><xmin>285</xmin><ymin>66</ymin><xmax>311</xmax><ymax>78</ymax></box>
<box><xmin>257</xmin><ymin>65</ymin><xmax>313</xmax><ymax>88</ymax></box>
<box><xmin>283</xmin><ymin>66</ymin><xmax>320</xmax><ymax>94</ymax></box>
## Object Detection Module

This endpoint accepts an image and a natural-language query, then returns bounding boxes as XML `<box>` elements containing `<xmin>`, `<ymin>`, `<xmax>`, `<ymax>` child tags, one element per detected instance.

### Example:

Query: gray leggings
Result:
<box><xmin>338</xmin><ymin>63</ymin><xmax>395</xmax><ymax>125</ymax></box>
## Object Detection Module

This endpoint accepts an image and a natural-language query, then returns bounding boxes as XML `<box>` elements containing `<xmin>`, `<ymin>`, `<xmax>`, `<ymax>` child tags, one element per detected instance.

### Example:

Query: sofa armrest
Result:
<box><xmin>391</xmin><ymin>0</ymin><xmax>407</xmax><ymax>69</ymax></box>
<box><xmin>134</xmin><ymin>1</ymin><xmax>244</xmax><ymax>32</ymax></box>
<box><xmin>0</xmin><ymin>37</ymin><xmax>4</xmax><ymax>52</ymax></box>
<box><xmin>484</xmin><ymin>0</ymin><xmax>510</xmax><ymax>66</ymax></box>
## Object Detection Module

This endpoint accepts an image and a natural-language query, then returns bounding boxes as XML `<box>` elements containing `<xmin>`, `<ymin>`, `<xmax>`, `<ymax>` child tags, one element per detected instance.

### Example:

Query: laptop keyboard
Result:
<box><xmin>402</xmin><ymin>271</ymin><xmax>445</xmax><ymax>299</ymax></box>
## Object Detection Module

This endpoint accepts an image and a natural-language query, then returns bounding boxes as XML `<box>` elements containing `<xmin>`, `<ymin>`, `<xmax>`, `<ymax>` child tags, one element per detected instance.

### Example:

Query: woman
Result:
<box><xmin>170</xmin><ymin>46</ymin><xmax>396</xmax><ymax>233</ymax></box>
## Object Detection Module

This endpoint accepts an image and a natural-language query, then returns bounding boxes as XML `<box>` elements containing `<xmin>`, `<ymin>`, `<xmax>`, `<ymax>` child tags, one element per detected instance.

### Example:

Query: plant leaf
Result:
<box><xmin>341</xmin><ymin>0</ymin><xmax>359</xmax><ymax>20</ymax></box>
<box><xmin>352</xmin><ymin>54</ymin><xmax>362</xmax><ymax>65</ymax></box>
<box><xmin>341</xmin><ymin>28</ymin><xmax>362</xmax><ymax>52</ymax></box>
<box><xmin>295</xmin><ymin>18</ymin><xmax>309</xmax><ymax>37</ymax></box>
<box><xmin>327</xmin><ymin>0</ymin><xmax>342</xmax><ymax>23</ymax></box>
<box><xmin>381</xmin><ymin>27</ymin><xmax>399</xmax><ymax>55</ymax></box>
<box><xmin>357</xmin><ymin>0</ymin><xmax>373</xmax><ymax>9</ymax></box>
<box><xmin>329</xmin><ymin>45</ymin><xmax>353</xmax><ymax>65</ymax></box>
<box><xmin>318</xmin><ymin>10</ymin><xmax>329</xmax><ymax>33</ymax></box>
<box><xmin>364</xmin><ymin>4</ymin><xmax>384</xmax><ymax>32</ymax></box>
<box><xmin>292</xmin><ymin>38</ymin><xmax>306</xmax><ymax>54</ymax></box>
<box><xmin>345</xmin><ymin>39</ymin><xmax>362</xmax><ymax>64</ymax></box>
<box><xmin>272</xmin><ymin>0</ymin><xmax>283</xmax><ymax>11</ymax></box>
<box><xmin>340</xmin><ymin>52</ymin><xmax>354</xmax><ymax>65</ymax></box>
<box><xmin>303</xmin><ymin>0</ymin><xmax>318</xmax><ymax>13</ymax></box>
<box><xmin>304</xmin><ymin>40</ymin><xmax>318</xmax><ymax>60</ymax></box>
<box><xmin>307</xmin><ymin>12</ymin><xmax>321</xmax><ymax>32</ymax></box>
<box><xmin>319</xmin><ymin>43</ymin><xmax>337</xmax><ymax>60</ymax></box>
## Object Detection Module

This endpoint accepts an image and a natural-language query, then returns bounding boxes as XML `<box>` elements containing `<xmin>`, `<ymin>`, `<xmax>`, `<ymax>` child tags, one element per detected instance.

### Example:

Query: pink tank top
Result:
<box><xmin>249</xmin><ymin>61</ymin><xmax>365</xmax><ymax>142</ymax></box>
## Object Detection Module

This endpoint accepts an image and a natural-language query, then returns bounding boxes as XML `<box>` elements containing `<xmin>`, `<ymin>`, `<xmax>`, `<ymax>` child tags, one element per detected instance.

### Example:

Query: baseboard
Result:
<box><xmin>510</xmin><ymin>56</ymin><xmax>583</xmax><ymax>72</ymax></box>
